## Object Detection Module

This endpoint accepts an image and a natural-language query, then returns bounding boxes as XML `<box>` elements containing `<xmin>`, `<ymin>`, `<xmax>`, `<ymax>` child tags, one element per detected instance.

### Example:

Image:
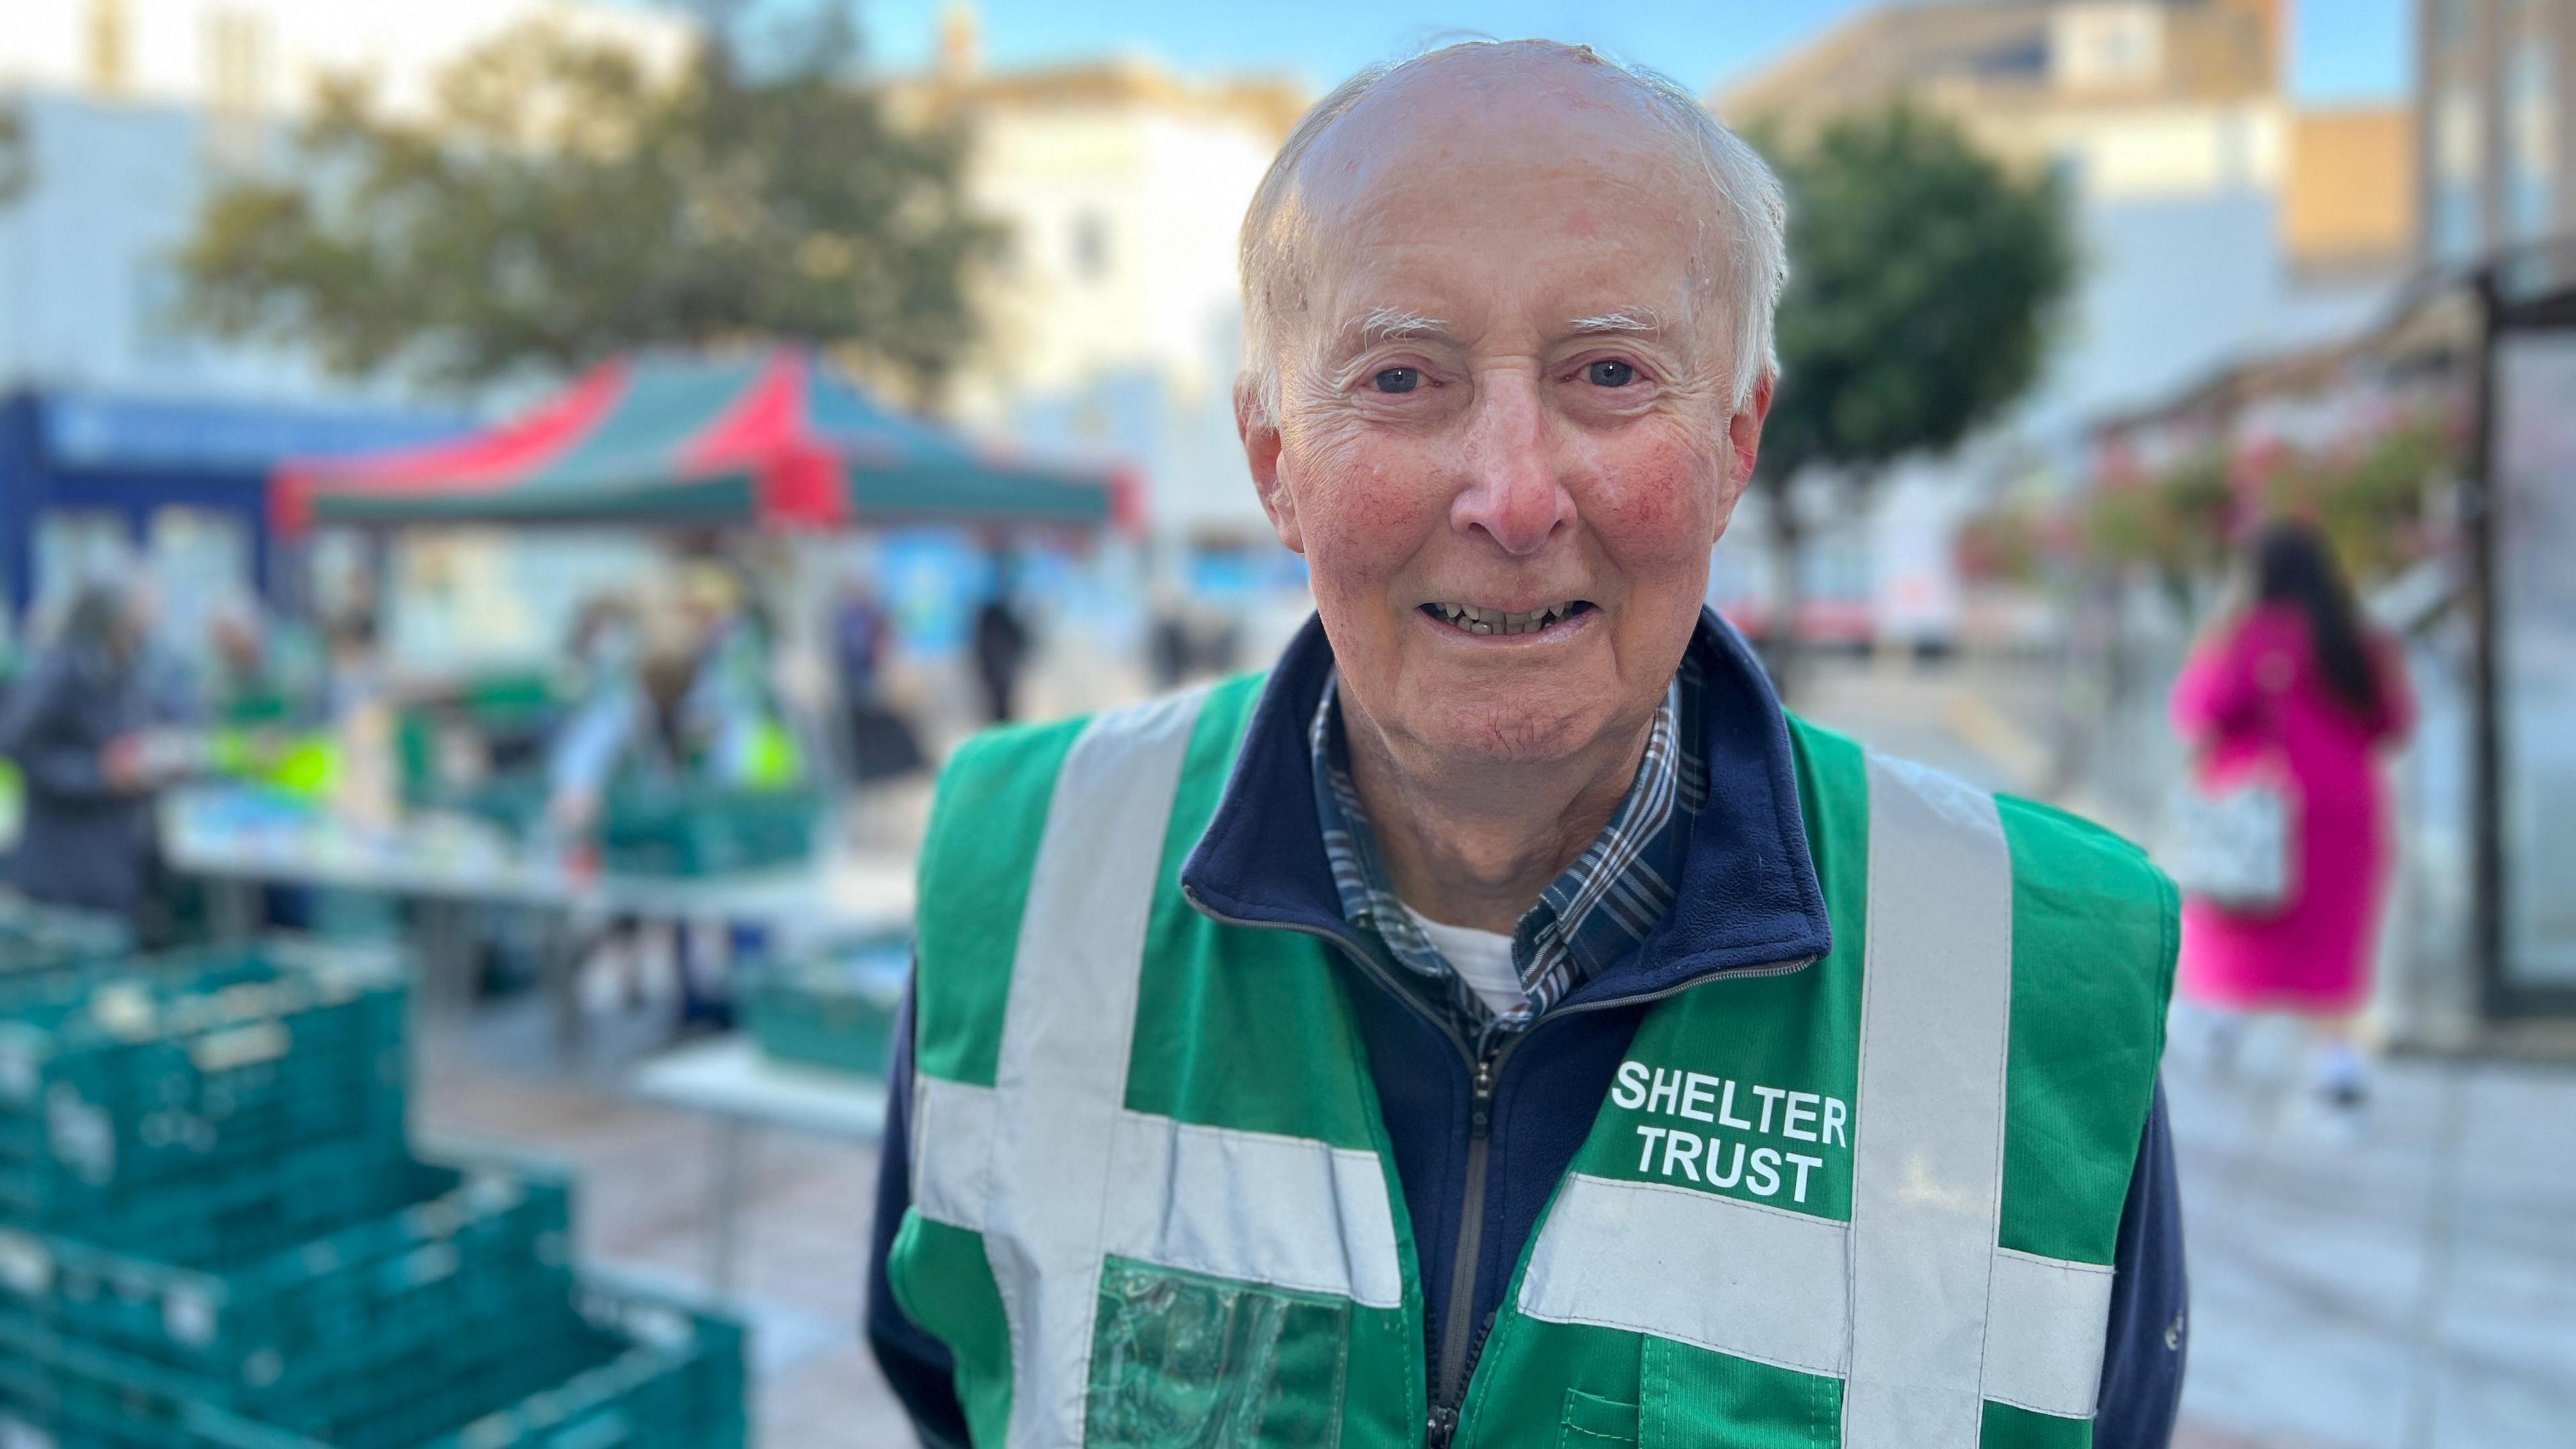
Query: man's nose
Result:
<box><xmin>1450</xmin><ymin>376</ymin><xmax>1573</xmax><ymax>556</ymax></box>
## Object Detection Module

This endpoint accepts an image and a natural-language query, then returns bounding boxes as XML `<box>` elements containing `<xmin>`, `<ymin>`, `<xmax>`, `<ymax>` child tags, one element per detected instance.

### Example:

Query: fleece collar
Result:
<box><xmin>1179</xmin><ymin>607</ymin><xmax>1833</xmax><ymax>1006</ymax></box>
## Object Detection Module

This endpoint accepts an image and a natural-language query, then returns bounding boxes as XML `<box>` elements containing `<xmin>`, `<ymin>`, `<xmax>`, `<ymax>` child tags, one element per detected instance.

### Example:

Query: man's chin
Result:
<box><xmin>1411</xmin><ymin>698</ymin><xmax>1608</xmax><ymax>767</ymax></box>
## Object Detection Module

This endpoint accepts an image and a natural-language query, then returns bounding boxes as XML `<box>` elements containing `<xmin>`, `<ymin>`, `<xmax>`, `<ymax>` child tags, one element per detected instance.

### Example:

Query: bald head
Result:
<box><xmin>1239</xmin><ymin>41</ymin><xmax>1786</xmax><ymax>421</ymax></box>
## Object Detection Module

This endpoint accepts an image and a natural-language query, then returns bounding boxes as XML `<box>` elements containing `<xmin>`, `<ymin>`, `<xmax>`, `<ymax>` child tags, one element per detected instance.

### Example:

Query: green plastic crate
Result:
<box><xmin>596</xmin><ymin>786</ymin><xmax>818</xmax><ymax>878</ymax></box>
<box><xmin>435</xmin><ymin>775</ymin><xmax>816</xmax><ymax>877</ymax></box>
<box><xmin>0</xmin><ymin>1279</ymin><xmax>747</xmax><ymax>1449</ymax></box>
<box><xmin>0</xmin><ymin>900</ymin><xmax>133</xmax><ymax>999</ymax></box>
<box><xmin>0</xmin><ymin>1156</ymin><xmax>572</xmax><ymax>1427</ymax></box>
<box><xmin>50</xmin><ymin>1134</ymin><xmax>423</xmax><ymax>1275</ymax></box>
<box><xmin>0</xmin><ymin>941</ymin><xmax>409</xmax><ymax>1236</ymax></box>
<box><xmin>428</xmin><ymin>777</ymin><xmax>549</xmax><ymax>839</ymax></box>
<box><xmin>742</xmin><ymin>932</ymin><xmax>910</xmax><ymax>1079</ymax></box>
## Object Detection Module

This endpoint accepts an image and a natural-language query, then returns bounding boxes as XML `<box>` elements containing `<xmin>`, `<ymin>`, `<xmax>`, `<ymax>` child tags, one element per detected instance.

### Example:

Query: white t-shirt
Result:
<box><xmin>1400</xmin><ymin>905</ymin><xmax>1527</xmax><ymax>1018</ymax></box>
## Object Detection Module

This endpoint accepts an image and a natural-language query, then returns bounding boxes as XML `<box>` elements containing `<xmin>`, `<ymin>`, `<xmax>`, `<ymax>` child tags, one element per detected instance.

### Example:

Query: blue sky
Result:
<box><xmin>825</xmin><ymin>0</ymin><xmax>2411</xmax><ymax>105</ymax></box>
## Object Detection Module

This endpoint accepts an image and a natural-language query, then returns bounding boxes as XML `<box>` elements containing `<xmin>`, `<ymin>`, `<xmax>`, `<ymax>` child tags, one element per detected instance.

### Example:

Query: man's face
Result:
<box><xmin>1242</xmin><ymin>60</ymin><xmax>1769</xmax><ymax>769</ymax></box>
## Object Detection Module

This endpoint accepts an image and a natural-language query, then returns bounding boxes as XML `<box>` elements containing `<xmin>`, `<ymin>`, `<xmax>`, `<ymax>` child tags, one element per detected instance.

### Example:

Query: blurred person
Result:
<box><xmin>319</xmin><ymin>608</ymin><xmax>400</xmax><ymax>829</ymax></box>
<box><xmin>564</xmin><ymin>592</ymin><xmax>643</xmax><ymax>698</ymax></box>
<box><xmin>970</xmin><ymin>558</ymin><xmax>1029</xmax><ymax>723</ymax></box>
<box><xmin>2169</xmin><ymin>519</ymin><xmax>2413</xmax><ymax>1124</ymax></box>
<box><xmin>869</xmin><ymin>41</ymin><xmax>2186</xmax><ymax>1449</ymax></box>
<box><xmin>0</xmin><ymin>582</ymin><xmax>189</xmax><ymax>921</ymax></box>
<box><xmin>198</xmin><ymin>604</ymin><xmax>331</xmax><ymax>793</ymax></box>
<box><xmin>1146</xmin><ymin>576</ymin><xmax>1193</xmax><ymax>690</ymax></box>
<box><xmin>549</xmin><ymin>604</ymin><xmax>780</xmax><ymax>1026</ymax></box>
<box><xmin>680</xmin><ymin>558</ymin><xmax>801</xmax><ymax>786</ymax></box>
<box><xmin>832</xmin><ymin>572</ymin><xmax>924</xmax><ymax>782</ymax></box>
<box><xmin>207</xmin><ymin>602</ymin><xmax>280</xmax><ymax>723</ymax></box>
<box><xmin>833</xmin><ymin>572</ymin><xmax>894</xmax><ymax>705</ymax></box>
<box><xmin>683</xmin><ymin>561</ymin><xmax>760</xmax><ymax>696</ymax></box>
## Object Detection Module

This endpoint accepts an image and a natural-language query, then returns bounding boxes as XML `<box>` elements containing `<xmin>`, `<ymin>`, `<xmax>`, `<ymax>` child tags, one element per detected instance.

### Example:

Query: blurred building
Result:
<box><xmin>0</xmin><ymin>387</ymin><xmax>466</xmax><ymax>625</ymax></box>
<box><xmin>0</xmin><ymin>0</ymin><xmax>692</xmax><ymax>123</ymax></box>
<box><xmin>1715</xmin><ymin>0</ymin><xmax>2414</xmax><ymax>647</ymax></box>
<box><xmin>0</xmin><ymin>0</ymin><xmax>693</xmax><ymax>400</ymax></box>
<box><xmin>2419</xmin><ymin>0</ymin><xmax>2576</xmax><ymax>269</ymax></box>
<box><xmin>0</xmin><ymin>1</ymin><xmax>691</xmax><ymax>621</ymax></box>
<box><xmin>2283</xmin><ymin>106</ymin><xmax>2420</xmax><ymax>280</ymax></box>
<box><xmin>892</xmin><ymin>6</ymin><xmax>1304</xmax><ymax>555</ymax></box>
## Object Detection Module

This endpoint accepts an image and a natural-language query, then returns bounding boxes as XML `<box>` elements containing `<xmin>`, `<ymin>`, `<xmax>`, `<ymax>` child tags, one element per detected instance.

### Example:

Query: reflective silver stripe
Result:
<box><xmin>984</xmin><ymin>691</ymin><xmax>1205</xmax><ymax>1449</ymax></box>
<box><xmin>1842</xmin><ymin>753</ymin><xmax>2016</xmax><ymax>1447</ymax></box>
<box><xmin>1982</xmin><ymin>1248</ymin><xmax>2115</xmax><ymax>1418</ymax></box>
<box><xmin>912</xmin><ymin>1073</ymin><xmax>995</xmax><ymax>1233</ymax></box>
<box><xmin>1517</xmin><ymin>1173</ymin><xmax>2114</xmax><ymax>1411</ymax></box>
<box><xmin>914</xmin><ymin>1076</ymin><xmax>1406</xmax><ymax>1312</ymax></box>
<box><xmin>1517</xmin><ymin>1173</ymin><xmax>1849</xmax><ymax>1377</ymax></box>
<box><xmin>1104</xmin><ymin>1112</ymin><xmax>1404</xmax><ymax>1308</ymax></box>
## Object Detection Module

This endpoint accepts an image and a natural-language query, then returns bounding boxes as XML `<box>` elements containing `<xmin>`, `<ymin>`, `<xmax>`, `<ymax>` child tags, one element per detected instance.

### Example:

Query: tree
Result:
<box><xmin>1751</xmin><ymin>105</ymin><xmax>2075</xmax><ymax>688</ymax></box>
<box><xmin>178</xmin><ymin>9</ymin><xmax>1002</xmax><ymax>401</ymax></box>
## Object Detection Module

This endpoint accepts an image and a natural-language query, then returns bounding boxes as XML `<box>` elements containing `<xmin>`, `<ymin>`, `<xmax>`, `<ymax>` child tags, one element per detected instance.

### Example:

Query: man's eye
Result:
<box><xmin>1586</xmin><ymin>360</ymin><xmax>1638</xmax><ymax>388</ymax></box>
<box><xmin>1372</xmin><ymin>367</ymin><xmax>1421</xmax><ymax>394</ymax></box>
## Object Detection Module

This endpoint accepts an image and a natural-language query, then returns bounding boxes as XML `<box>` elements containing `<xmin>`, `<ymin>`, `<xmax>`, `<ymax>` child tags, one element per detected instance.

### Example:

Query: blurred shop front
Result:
<box><xmin>0</xmin><ymin>387</ymin><xmax>469</xmax><ymax>634</ymax></box>
<box><xmin>2038</xmin><ymin>250</ymin><xmax>2576</xmax><ymax>1052</ymax></box>
<box><xmin>2469</xmin><ymin>249</ymin><xmax>2576</xmax><ymax>1024</ymax></box>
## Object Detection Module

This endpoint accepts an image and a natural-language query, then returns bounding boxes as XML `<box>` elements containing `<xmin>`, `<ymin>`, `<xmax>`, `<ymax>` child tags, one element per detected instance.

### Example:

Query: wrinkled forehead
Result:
<box><xmin>1286</xmin><ymin>55</ymin><xmax>1724</xmax><ymax>335</ymax></box>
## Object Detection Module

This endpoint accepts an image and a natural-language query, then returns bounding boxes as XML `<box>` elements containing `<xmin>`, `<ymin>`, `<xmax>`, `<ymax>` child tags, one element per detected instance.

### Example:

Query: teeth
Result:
<box><xmin>1431</xmin><ymin>602</ymin><xmax>1581</xmax><ymax>636</ymax></box>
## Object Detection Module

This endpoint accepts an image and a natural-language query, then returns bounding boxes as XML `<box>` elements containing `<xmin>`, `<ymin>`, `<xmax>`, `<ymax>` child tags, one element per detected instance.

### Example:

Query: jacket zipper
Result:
<box><xmin>1181</xmin><ymin>883</ymin><xmax>1813</xmax><ymax>1448</ymax></box>
<box><xmin>1421</xmin><ymin>968</ymin><xmax>1821</xmax><ymax>1447</ymax></box>
<box><xmin>1430</xmin><ymin>1042</ymin><xmax>1505</xmax><ymax>1446</ymax></box>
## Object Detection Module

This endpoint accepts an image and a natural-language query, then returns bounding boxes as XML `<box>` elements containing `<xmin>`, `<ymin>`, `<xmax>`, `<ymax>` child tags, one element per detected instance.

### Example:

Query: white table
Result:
<box><xmin>160</xmin><ymin>787</ymin><xmax>916</xmax><ymax>1049</ymax></box>
<box><xmin>631</xmin><ymin>1036</ymin><xmax>890</xmax><ymax>1299</ymax></box>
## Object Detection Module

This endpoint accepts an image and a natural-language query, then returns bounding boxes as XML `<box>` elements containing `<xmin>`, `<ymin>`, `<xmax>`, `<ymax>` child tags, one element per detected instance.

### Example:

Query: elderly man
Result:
<box><xmin>868</xmin><ymin>40</ymin><xmax>2182</xmax><ymax>1449</ymax></box>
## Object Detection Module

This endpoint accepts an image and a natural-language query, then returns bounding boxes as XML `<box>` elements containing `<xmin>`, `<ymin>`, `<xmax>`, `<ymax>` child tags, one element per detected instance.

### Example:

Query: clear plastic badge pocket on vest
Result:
<box><xmin>1085</xmin><ymin>1257</ymin><xmax>1352</xmax><ymax>1448</ymax></box>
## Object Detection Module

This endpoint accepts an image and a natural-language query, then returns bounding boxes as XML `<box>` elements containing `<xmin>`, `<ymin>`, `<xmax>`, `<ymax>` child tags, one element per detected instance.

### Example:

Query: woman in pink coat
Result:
<box><xmin>2169</xmin><ymin>520</ymin><xmax>2414</xmax><ymax>1116</ymax></box>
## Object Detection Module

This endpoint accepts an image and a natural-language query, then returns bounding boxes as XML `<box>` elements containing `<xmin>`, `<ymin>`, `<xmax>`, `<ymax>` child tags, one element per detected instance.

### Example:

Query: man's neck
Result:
<box><xmin>1339</xmin><ymin>681</ymin><xmax>1656</xmax><ymax>936</ymax></box>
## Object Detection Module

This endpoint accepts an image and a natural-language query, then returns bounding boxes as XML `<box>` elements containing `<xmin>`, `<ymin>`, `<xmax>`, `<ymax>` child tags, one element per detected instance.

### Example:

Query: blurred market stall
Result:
<box><xmin>269</xmin><ymin>346</ymin><xmax>1126</xmax><ymax>534</ymax></box>
<box><xmin>136</xmin><ymin>345</ymin><xmax>1132</xmax><ymax>1060</ymax></box>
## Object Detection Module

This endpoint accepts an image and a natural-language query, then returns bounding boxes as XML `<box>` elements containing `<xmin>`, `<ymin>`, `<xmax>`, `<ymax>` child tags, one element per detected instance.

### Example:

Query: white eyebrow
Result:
<box><xmin>1568</xmin><ymin>307</ymin><xmax>1664</xmax><ymax>334</ymax></box>
<box><xmin>1321</xmin><ymin>308</ymin><xmax>1451</xmax><ymax>389</ymax></box>
<box><xmin>1358</xmin><ymin>307</ymin><xmax>1447</xmax><ymax>345</ymax></box>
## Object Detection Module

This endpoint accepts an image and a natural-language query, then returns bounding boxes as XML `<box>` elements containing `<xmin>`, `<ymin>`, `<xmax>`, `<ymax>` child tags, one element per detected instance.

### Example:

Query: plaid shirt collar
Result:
<box><xmin>1309</xmin><ymin>645</ymin><xmax>1710</xmax><ymax>1042</ymax></box>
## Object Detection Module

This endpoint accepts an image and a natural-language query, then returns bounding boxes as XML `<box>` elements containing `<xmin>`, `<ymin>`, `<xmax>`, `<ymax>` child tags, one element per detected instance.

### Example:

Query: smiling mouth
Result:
<box><xmin>1419</xmin><ymin>600</ymin><xmax>1595</xmax><ymax>636</ymax></box>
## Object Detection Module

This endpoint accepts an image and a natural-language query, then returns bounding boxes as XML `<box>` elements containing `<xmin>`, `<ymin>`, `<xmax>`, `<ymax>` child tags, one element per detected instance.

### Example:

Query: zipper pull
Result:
<box><xmin>1428</xmin><ymin>1403</ymin><xmax>1460</xmax><ymax>1448</ymax></box>
<box><xmin>1469</xmin><ymin>1055</ymin><xmax>1495</xmax><ymax>1136</ymax></box>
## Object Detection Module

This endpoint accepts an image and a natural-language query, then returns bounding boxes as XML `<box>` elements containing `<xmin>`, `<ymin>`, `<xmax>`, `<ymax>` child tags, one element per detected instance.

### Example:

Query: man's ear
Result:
<box><xmin>1236</xmin><ymin>375</ymin><xmax>1305</xmax><ymax>555</ymax></box>
<box><xmin>1727</xmin><ymin>372</ymin><xmax>1775</xmax><ymax>492</ymax></box>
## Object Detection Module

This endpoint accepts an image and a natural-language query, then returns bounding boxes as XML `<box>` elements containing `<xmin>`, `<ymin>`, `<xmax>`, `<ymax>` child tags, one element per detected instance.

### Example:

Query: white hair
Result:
<box><xmin>1238</xmin><ymin>40</ymin><xmax>1789</xmax><ymax>423</ymax></box>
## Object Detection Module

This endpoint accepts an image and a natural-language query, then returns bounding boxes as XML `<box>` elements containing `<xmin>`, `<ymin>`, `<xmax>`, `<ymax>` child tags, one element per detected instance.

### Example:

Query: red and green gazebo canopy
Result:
<box><xmin>273</xmin><ymin>347</ymin><xmax>1134</xmax><ymax>533</ymax></box>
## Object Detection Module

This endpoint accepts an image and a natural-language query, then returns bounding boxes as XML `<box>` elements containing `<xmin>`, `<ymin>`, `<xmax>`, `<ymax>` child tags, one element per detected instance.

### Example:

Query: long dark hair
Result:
<box><xmin>2253</xmin><ymin>519</ymin><xmax>2380</xmax><ymax>718</ymax></box>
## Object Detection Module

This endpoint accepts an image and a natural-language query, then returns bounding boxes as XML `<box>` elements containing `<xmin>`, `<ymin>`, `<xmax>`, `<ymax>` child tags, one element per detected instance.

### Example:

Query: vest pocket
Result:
<box><xmin>1087</xmin><ymin>1256</ymin><xmax>1352</xmax><ymax>1448</ymax></box>
<box><xmin>1638</xmin><ymin>1336</ymin><xmax>1840</xmax><ymax>1449</ymax></box>
<box><xmin>1558</xmin><ymin>1388</ymin><xmax>1640</xmax><ymax>1447</ymax></box>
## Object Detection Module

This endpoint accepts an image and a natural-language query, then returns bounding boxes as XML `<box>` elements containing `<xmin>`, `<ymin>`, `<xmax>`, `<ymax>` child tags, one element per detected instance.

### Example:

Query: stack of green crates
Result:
<box><xmin>0</xmin><ymin>1277</ymin><xmax>744</xmax><ymax>1449</ymax></box>
<box><xmin>0</xmin><ymin>936</ymin><xmax>749</xmax><ymax>1447</ymax></box>
<box><xmin>0</xmin><ymin>941</ymin><xmax>409</xmax><ymax>1252</ymax></box>
<box><xmin>0</xmin><ymin>1159</ymin><xmax>574</xmax><ymax>1440</ymax></box>
<box><xmin>742</xmin><ymin>931</ymin><xmax>910</xmax><ymax>1079</ymax></box>
<box><xmin>437</xmin><ymin>774</ymin><xmax>818</xmax><ymax>879</ymax></box>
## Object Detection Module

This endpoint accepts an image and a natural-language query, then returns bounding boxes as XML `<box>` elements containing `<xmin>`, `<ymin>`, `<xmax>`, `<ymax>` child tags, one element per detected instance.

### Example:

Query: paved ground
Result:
<box><xmin>419</xmin><ymin>1001</ymin><xmax>914</xmax><ymax>1446</ymax></box>
<box><xmin>2165</xmin><ymin>1032</ymin><xmax>2576</xmax><ymax>1448</ymax></box>
<box><xmin>407</xmin><ymin>659</ymin><xmax>2576</xmax><ymax>1448</ymax></box>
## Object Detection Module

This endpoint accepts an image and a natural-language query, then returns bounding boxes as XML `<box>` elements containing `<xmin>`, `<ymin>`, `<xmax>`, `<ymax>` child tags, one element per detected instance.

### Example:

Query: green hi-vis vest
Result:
<box><xmin>885</xmin><ymin>674</ymin><xmax>2177</xmax><ymax>1449</ymax></box>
